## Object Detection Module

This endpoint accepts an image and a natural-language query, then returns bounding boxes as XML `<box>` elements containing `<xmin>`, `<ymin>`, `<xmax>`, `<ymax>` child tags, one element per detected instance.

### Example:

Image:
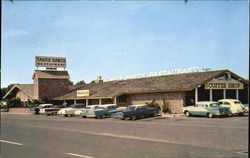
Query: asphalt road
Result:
<box><xmin>1</xmin><ymin>113</ymin><xmax>248</xmax><ymax>158</ymax></box>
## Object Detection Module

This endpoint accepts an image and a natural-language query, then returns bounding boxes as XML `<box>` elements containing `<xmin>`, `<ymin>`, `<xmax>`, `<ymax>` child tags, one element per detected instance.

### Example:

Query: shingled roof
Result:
<box><xmin>54</xmin><ymin>69</ymin><xmax>248</xmax><ymax>100</ymax></box>
<box><xmin>32</xmin><ymin>70</ymin><xmax>70</xmax><ymax>79</ymax></box>
<box><xmin>3</xmin><ymin>84</ymin><xmax>34</xmax><ymax>100</ymax></box>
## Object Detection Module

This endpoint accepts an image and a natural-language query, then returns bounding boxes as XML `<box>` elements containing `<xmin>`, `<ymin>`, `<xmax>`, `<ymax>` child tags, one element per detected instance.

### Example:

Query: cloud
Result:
<box><xmin>3</xmin><ymin>30</ymin><xmax>28</xmax><ymax>38</ymax></box>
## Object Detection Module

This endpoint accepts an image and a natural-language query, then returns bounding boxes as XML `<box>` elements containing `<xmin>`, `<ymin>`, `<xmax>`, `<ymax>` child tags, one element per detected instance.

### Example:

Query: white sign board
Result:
<box><xmin>35</xmin><ymin>56</ymin><xmax>66</xmax><ymax>68</ymax></box>
<box><xmin>77</xmin><ymin>90</ymin><xmax>90</xmax><ymax>97</ymax></box>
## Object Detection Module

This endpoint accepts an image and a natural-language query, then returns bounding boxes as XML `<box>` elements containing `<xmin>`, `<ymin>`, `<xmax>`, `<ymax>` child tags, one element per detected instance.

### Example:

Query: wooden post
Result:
<box><xmin>236</xmin><ymin>89</ymin><xmax>239</xmax><ymax>100</ymax></box>
<box><xmin>210</xmin><ymin>89</ymin><xmax>213</xmax><ymax>101</ymax></box>
<box><xmin>223</xmin><ymin>89</ymin><xmax>226</xmax><ymax>99</ymax></box>
<box><xmin>195</xmin><ymin>87</ymin><xmax>198</xmax><ymax>104</ymax></box>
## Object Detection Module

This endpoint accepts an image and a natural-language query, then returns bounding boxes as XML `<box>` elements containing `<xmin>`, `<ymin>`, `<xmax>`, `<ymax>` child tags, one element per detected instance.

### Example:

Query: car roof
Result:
<box><xmin>196</xmin><ymin>101</ymin><xmax>217</xmax><ymax>104</ymax></box>
<box><xmin>86</xmin><ymin>105</ymin><xmax>99</xmax><ymax>108</ymax></box>
<box><xmin>218</xmin><ymin>99</ymin><xmax>240</xmax><ymax>102</ymax></box>
<box><xmin>98</xmin><ymin>104</ymin><xmax>116</xmax><ymax>108</ymax></box>
<box><xmin>128</xmin><ymin>104</ymin><xmax>145</xmax><ymax>107</ymax></box>
<box><xmin>39</xmin><ymin>104</ymin><xmax>53</xmax><ymax>107</ymax></box>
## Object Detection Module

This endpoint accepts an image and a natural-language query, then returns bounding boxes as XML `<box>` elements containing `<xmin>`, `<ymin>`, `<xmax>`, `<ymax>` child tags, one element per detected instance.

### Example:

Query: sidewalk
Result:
<box><xmin>161</xmin><ymin>113</ymin><xmax>185</xmax><ymax>118</ymax></box>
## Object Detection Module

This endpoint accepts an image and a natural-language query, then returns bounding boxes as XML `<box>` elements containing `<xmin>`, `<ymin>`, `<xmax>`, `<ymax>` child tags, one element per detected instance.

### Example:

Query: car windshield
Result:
<box><xmin>69</xmin><ymin>104</ymin><xmax>78</xmax><ymax>108</ymax></box>
<box><xmin>125</xmin><ymin>106</ymin><xmax>135</xmax><ymax>111</ymax></box>
<box><xmin>210</xmin><ymin>103</ymin><xmax>220</xmax><ymax>107</ymax></box>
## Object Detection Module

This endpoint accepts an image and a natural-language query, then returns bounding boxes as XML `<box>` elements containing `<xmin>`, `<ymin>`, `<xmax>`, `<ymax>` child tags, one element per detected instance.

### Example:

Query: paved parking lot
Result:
<box><xmin>1</xmin><ymin>113</ymin><xmax>248</xmax><ymax>158</ymax></box>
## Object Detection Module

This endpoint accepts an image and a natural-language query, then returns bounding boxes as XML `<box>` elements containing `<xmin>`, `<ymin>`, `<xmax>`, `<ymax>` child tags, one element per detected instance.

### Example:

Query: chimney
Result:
<box><xmin>95</xmin><ymin>76</ymin><xmax>103</xmax><ymax>83</ymax></box>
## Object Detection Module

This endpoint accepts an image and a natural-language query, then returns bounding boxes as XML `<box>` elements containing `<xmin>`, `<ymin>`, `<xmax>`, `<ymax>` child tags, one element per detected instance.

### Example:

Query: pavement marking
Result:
<box><xmin>66</xmin><ymin>152</ymin><xmax>94</xmax><ymax>158</ymax></box>
<box><xmin>0</xmin><ymin>139</ymin><xmax>23</xmax><ymax>146</ymax></box>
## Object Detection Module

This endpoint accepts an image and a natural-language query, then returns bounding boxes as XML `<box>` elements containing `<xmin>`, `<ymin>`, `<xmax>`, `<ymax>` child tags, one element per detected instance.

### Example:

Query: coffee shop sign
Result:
<box><xmin>106</xmin><ymin>67</ymin><xmax>199</xmax><ymax>81</ymax></box>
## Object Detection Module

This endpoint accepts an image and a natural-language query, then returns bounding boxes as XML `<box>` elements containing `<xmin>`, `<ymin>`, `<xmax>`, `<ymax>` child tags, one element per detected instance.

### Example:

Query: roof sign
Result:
<box><xmin>77</xmin><ymin>90</ymin><xmax>90</xmax><ymax>97</ymax></box>
<box><xmin>35</xmin><ymin>56</ymin><xmax>66</xmax><ymax>68</ymax></box>
<box><xmin>205</xmin><ymin>81</ymin><xmax>244</xmax><ymax>89</ymax></box>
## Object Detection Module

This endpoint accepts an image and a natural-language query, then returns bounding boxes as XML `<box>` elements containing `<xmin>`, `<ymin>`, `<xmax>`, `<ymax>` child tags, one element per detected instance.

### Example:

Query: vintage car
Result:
<box><xmin>112</xmin><ymin>104</ymin><xmax>159</xmax><ymax>120</ymax></box>
<box><xmin>182</xmin><ymin>101</ymin><xmax>230</xmax><ymax>118</ymax></box>
<box><xmin>73</xmin><ymin>105</ymin><xmax>99</xmax><ymax>116</ymax></box>
<box><xmin>30</xmin><ymin>104</ymin><xmax>53</xmax><ymax>114</ymax></box>
<box><xmin>57</xmin><ymin>104</ymin><xmax>85</xmax><ymax>117</ymax></box>
<box><xmin>217</xmin><ymin>99</ymin><xmax>245</xmax><ymax>115</ymax></box>
<box><xmin>243</xmin><ymin>104</ymin><xmax>249</xmax><ymax>113</ymax></box>
<box><xmin>109</xmin><ymin>106</ymin><xmax>127</xmax><ymax>114</ymax></box>
<box><xmin>39</xmin><ymin>105</ymin><xmax>66</xmax><ymax>115</ymax></box>
<box><xmin>85</xmin><ymin>104</ymin><xmax>117</xmax><ymax>118</ymax></box>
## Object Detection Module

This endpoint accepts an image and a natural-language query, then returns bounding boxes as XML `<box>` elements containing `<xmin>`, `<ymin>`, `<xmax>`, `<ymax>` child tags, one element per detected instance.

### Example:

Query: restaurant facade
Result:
<box><xmin>3</xmin><ymin>56</ymin><xmax>249</xmax><ymax>114</ymax></box>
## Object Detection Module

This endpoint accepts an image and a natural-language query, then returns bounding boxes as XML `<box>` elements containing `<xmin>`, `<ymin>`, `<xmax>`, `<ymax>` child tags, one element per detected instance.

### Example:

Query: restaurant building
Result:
<box><xmin>3</xmin><ymin>56</ymin><xmax>249</xmax><ymax>114</ymax></box>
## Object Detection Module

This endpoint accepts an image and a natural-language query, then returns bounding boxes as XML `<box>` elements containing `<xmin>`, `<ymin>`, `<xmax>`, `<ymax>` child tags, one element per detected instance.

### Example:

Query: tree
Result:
<box><xmin>1</xmin><ymin>84</ymin><xmax>15</xmax><ymax>100</ymax></box>
<box><xmin>68</xmin><ymin>80</ymin><xmax>74</xmax><ymax>85</ymax></box>
<box><xmin>76</xmin><ymin>80</ymin><xmax>86</xmax><ymax>85</ymax></box>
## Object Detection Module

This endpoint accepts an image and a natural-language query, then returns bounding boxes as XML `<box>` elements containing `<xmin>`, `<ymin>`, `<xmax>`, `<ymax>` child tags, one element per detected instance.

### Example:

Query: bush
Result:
<box><xmin>29</xmin><ymin>99</ymin><xmax>44</xmax><ymax>108</ymax></box>
<box><xmin>6</xmin><ymin>98</ymin><xmax>22</xmax><ymax>108</ymax></box>
<box><xmin>145</xmin><ymin>100</ymin><xmax>161</xmax><ymax>110</ymax></box>
<box><xmin>162</xmin><ymin>100</ymin><xmax>171</xmax><ymax>114</ymax></box>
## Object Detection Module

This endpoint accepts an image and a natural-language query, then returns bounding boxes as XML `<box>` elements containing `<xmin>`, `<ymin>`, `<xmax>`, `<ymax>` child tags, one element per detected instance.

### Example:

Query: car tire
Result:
<box><xmin>153</xmin><ymin>111</ymin><xmax>158</xmax><ymax>117</ymax></box>
<box><xmin>121</xmin><ymin>117</ymin><xmax>125</xmax><ymax>120</ymax></box>
<box><xmin>208</xmin><ymin>113</ymin><xmax>213</xmax><ymax>118</ymax></box>
<box><xmin>185</xmin><ymin>111</ymin><xmax>190</xmax><ymax>117</ymax></box>
<box><xmin>64</xmin><ymin>114</ymin><xmax>68</xmax><ymax>117</ymax></box>
<box><xmin>130</xmin><ymin>116</ymin><xmax>136</xmax><ymax>120</ymax></box>
<box><xmin>239</xmin><ymin>113</ymin><xmax>244</xmax><ymax>116</ymax></box>
<box><xmin>101</xmin><ymin>115</ymin><xmax>105</xmax><ymax>119</ymax></box>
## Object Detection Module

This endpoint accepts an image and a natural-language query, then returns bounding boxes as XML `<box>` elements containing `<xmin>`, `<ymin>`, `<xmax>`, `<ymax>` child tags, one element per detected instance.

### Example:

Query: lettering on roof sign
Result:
<box><xmin>77</xmin><ymin>90</ymin><xmax>90</xmax><ymax>97</ymax></box>
<box><xmin>205</xmin><ymin>81</ymin><xmax>244</xmax><ymax>89</ymax></box>
<box><xmin>35</xmin><ymin>56</ymin><xmax>66</xmax><ymax>68</ymax></box>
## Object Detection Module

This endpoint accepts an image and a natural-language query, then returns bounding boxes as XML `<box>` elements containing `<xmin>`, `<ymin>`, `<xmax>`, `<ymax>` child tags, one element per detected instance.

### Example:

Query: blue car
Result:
<box><xmin>112</xmin><ymin>105</ymin><xmax>159</xmax><ymax>120</ymax></box>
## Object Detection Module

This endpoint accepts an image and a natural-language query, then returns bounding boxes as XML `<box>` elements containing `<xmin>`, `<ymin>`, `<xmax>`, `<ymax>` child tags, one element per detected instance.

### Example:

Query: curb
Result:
<box><xmin>161</xmin><ymin>114</ymin><xmax>185</xmax><ymax>118</ymax></box>
<box><xmin>1</xmin><ymin>112</ymin><xmax>30</xmax><ymax>115</ymax></box>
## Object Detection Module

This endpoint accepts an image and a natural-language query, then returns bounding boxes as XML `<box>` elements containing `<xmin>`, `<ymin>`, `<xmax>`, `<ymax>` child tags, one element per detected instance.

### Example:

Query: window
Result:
<box><xmin>234</xmin><ymin>101</ymin><xmax>241</xmax><ymax>104</ymax></box>
<box><xmin>223</xmin><ymin>102</ymin><xmax>230</xmax><ymax>105</ymax></box>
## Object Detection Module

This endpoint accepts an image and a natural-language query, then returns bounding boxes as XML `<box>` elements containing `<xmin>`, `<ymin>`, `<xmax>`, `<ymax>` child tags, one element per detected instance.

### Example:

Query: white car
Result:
<box><xmin>57</xmin><ymin>104</ymin><xmax>85</xmax><ymax>117</ymax></box>
<box><xmin>74</xmin><ymin>105</ymin><xmax>99</xmax><ymax>116</ymax></box>
<box><xmin>217</xmin><ymin>99</ymin><xmax>245</xmax><ymax>115</ymax></box>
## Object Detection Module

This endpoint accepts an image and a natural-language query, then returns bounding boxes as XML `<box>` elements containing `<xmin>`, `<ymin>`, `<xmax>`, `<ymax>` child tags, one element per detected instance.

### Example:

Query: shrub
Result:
<box><xmin>162</xmin><ymin>100</ymin><xmax>171</xmax><ymax>114</ymax></box>
<box><xmin>145</xmin><ymin>100</ymin><xmax>161</xmax><ymax>110</ymax></box>
<box><xmin>6</xmin><ymin>98</ymin><xmax>22</xmax><ymax>108</ymax></box>
<box><xmin>29</xmin><ymin>99</ymin><xmax>44</xmax><ymax>108</ymax></box>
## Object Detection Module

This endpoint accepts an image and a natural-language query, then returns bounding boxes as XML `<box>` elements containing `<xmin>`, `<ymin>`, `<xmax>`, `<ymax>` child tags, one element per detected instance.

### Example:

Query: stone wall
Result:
<box><xmin>9</xmin><ymin>108</ymin><xmax>30</xmax><ymax>113</ymax></box>
<box><xmin>125</xmin><ymin>92</ymin><xmax>185</xmax><ymax>114</ymax></box>
<box><xmin>37</xmin><ymin>79</ymin><xmax>69</xmax><ymax>100</ymax></box>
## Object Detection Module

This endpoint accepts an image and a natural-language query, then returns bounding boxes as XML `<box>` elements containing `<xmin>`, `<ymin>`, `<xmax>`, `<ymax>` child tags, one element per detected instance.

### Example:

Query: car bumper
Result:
<box><xmin>86</xmin><ymin>115</ymin><xmax>97</xmax><ymax>118</ymax></box>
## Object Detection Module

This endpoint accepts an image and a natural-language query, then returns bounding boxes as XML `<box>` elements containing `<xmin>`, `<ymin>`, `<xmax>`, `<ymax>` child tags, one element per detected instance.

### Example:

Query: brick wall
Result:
<box><xmin>36</xmin><ymin>79</ymin><xmax>69</xmax><ymax>100</ymax></box>
<box><xmin>125</xmin><ymin>92</ymin><xmax>185</xmax><ymax>114</ymax></box>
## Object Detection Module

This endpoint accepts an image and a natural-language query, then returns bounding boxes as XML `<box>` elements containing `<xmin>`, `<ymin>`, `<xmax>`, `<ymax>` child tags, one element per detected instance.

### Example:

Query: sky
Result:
<box><xmin>1</xmin><ymin>0</ymin><xmax>249</xmax><ymax>88</ymax></box>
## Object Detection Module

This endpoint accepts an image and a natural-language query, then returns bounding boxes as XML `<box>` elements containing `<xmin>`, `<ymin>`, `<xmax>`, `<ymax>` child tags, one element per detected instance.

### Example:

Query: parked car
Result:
<box><xmin>217</xmin><ymin>99</ymin><xmax>245</xmax><ymax>115</ymax></box>
<box><xmin>73</xmin><ymin>105</ymin><xmax>99</xmax><ymax>116</ymax></box>
<box><xmin>112</xmin><ymin>104</ymin><xmax>159</xmax><ymax>120</ymax></box>
<box><xmin>85</xmin><ymin>104</ymin><xmax>117</xmax><ymax>119</ymax></box>
<box><xmin>30</xmin><ymin>104</ymin><xmax>53</xmax><ymax>114</ymax></box>
<box><xmin>57</xmin><ymin>104</ymin><xmax>85</xmax><ymax>117</ymax></box>
<box><xmin>243</xmin><ymin>104</ymin><xmax>249</xmax><ymax>113</ymax></box>
<box><xmin>182</xmin><ymin>101</ymin><xmax>230</xmax><ymax>118</ymax></box>
<box><xmin>109</xmin><ymin>106</ymin><xmax>127</xmax><ymax>114</ymax></box>
<box><xmin>39</xmin><ymin>105</ymin><xmax>66</xmax><ymax>115</ymax></box>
